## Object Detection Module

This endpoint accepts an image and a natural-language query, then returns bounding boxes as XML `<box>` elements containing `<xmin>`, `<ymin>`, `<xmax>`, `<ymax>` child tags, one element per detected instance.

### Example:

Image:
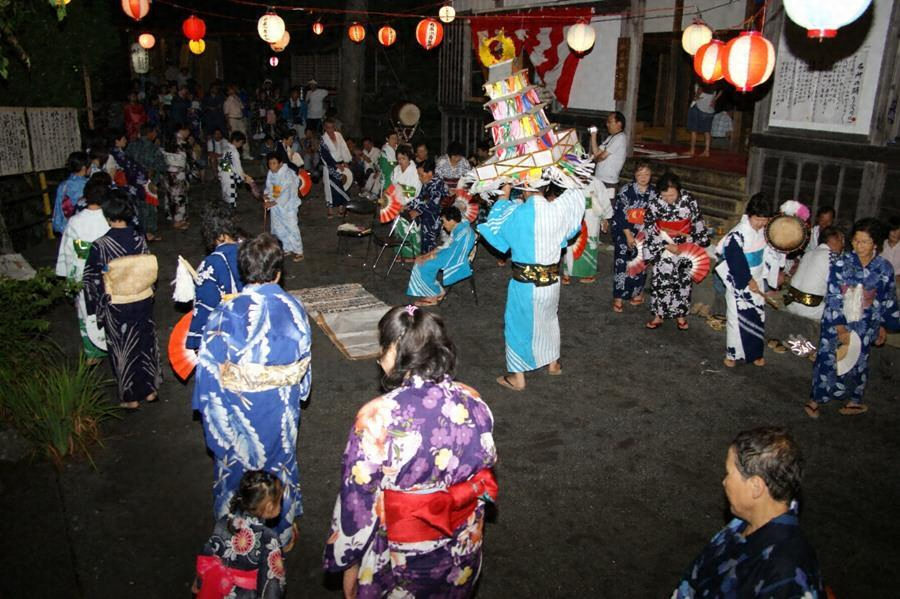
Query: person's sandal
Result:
<box><xmin>839</xmin><ymin>403</ymin><xmax>868</xmax><ymax>416</ymax></box>
<box><xmin>612</xmin><ymin>301</ymin><xmax>624</xmax><ymax>313</ymax></box>
<box><xmin>804</xmin><ymin>401</ymin><xmax>820</xmax><ymax>419</ymax></box>
<box><xmin>496</xmin><ymin>375</ymin><xmax>524</xmax><ymax>391</ymax></box>
<box><xmin>645</xmin><ymin>318</ymin><xmax>663</xmax><ymax>329</ymax></box>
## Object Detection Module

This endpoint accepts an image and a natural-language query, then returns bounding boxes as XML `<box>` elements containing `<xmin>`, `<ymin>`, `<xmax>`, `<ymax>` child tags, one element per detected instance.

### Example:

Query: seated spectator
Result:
<box><xmin>434</xmin><ymin>140</ymin><xmax>472</xmax><ymax>193</ymax></box>
<box><xmin>808</xmin><ymin>205</ymin><xmax>835</xmax><ymax>249</ymax></box>
<box><xmin>413</xmin><ymin>141</ymin><xmax>428</xmax><ymax>167</ymax></box>
<box><xmin>259</xmin><ymin>135</ymin><xmax>277</xmax><ymax>160</ymax></box>
<box><xmin>672</xmin><ymin>427</ymin><xmax>823</xmax><ymax>598</ymax></box>
<box><xmin>406</xmin><ymin>206</ymin><xmax>477</xmax><ymax>306</ymax></box>
<box><xmin>784</xmin><ymin>226</ymin><xmax>844</xmax><ymax>321</ymax></box>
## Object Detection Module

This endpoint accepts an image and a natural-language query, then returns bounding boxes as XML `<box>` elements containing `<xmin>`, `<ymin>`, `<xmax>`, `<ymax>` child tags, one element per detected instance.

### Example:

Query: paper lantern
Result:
<box><xmin>130</xmin><ymin>43</ymin><xmax>150</xmax><ymax>74</ymax></box>
<box><xmin>784</xmin><ymin>0</ymin><xmax>872</xmax><ymax>39</ymax></box>
<box><xmin>270</xmin><ymin>31</ymin><xmax>290</xmax><ymax>52</ymax></box>
<box><xmin>121</xmin><ymin>0</ymin><xmax>149</xmax><ymax>21</ymax></box>
<box><xmin>258</xmin><ymin>11</ymin><xmax>285</xmax><ymax>43</ymax></box>
<box><xmin>189</xmin><ymin>39</ymin><xmax>206</xmax><ymax>55</ymax></box>
<box><xmin>269</xmin><ymin>56</ymin><xmax>279</xmax><ymax>68</ymax></box>
<box><xmin>377</xmin><ymin>26</ymin><xmax>397</xmax><ymax>47</ymax></box>
<box><xmin>182</xmin><ymin>16</ymin><xmax>206</xmax><ymax>41</ymax></box>
<box><xmin>682</xmin><ymin>21</ymin><xmax>712</xmax><ymax>55</ymax></box>
<box><xmin>348</xmin><ymin>22</ymin><xmax>365</xmax><ymax>43</ymax></box>
<box><xmin>439</xmin><ymin>6</ymin><xmax>456</xmax><ymax>24</ymax></box>
<box><xmin>415</xmin><ymin>18</ymin><xmax>444</xmax><ymax>50</ymax></box>
<box><xmin>566</xmin><ymin>22</ymin><xmax>596</xmax><ymax>53</ymax></box>
<box><xmin>693</xmin><ymin>39</ymin><xmax>725</xmax><ymax>83</ymax></box>
<box><xmin>722</xmin><ymin>31</ymin><xmax>775</xmax><ymax>92</ymax></box>
<box><xmin>312</xmin><ymin>21</ymin><xmax>324</xmax><ymax>36</ymax></box>
<box><xmin>138</xmin><ymin>33</ymin><xmax>155</xmax><ymax>50</ymax></box>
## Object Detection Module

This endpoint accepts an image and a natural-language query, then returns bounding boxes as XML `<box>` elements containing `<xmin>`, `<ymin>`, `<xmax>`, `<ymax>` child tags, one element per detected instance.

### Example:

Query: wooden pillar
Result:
<box><xmin>39</xmin><ymin>172</ymin><xmax>53</xmax><ymax>239</ymax></box>
<box><xmin>83</xmin><ymin>66</ymin><xmax>94</xmax><ymax>131</ymax></box>
<box><xmin>662</xmin><ymin>0</ymin><xmax>684</xmax><ymax>146</ymax></box>
<box><xmin>618</xmin><ymin>0</ymin><xmax>645</xmax><ymax>156</ymax></box>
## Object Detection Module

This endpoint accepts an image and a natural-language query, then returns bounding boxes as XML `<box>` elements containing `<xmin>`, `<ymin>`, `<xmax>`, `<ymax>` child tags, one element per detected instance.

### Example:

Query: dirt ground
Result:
<box><xmin>2</xmin><ymin>178</ymin><xmax>898</xmax><ymax>598</ymax></box>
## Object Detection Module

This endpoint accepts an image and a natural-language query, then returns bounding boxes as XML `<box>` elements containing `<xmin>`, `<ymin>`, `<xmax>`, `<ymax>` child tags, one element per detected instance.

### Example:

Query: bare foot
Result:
<box><xmin>547</xmin><ymin>360</ymin><xmax>562</xmax><ymax>376</ymax></box>
<box><xmin>753</xmin><ymin>358</ymin><xmax>766</xmax><ymax>366</ymax></box>
<box><xmin>723</xmin><ymin>358</ymin><xmax>736</xmax><ymax>368</ymax></box>
<box><xmin>496</xmin><ymin>374</ymin><xmax>525</xmax><ymax>391</ymax></box>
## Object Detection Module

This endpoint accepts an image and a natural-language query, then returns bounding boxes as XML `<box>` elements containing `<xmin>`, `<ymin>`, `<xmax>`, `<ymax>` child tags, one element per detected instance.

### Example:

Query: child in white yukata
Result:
<box><xmin>219</xmin><ymin>131</ymin><xmax>253</xmax><ymax>207</ymax></box>
<box><xmin>264</xmin><ymin>153</ymin><xmax>304</xmax><ymax>262</ymax></box>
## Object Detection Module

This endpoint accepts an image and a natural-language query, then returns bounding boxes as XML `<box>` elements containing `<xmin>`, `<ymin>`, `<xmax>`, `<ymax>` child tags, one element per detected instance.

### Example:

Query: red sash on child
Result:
<box><xmin>383</xmin><ymin>468</ymin><xmax>498</xmax><ymax>543</ymax></box>
<box><xmin>196</xmin><ymin>555</ymin><xmax>258</xmax><ymax>599</ymax></box>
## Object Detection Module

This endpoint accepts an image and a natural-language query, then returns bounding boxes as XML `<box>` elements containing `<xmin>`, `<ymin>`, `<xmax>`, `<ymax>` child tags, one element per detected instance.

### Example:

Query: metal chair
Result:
<box><xmin>336</xmin><ymin>199</ymin><xmax>376</xmax><ymax>258</ymax></box>
<box><xmin>371</xmin><ymin>216</ymin><xmax>416</xmax><ymax>277</ymax></box>
<box><xmin>440</xmin><ymin>240</ymin><xmax>479</xmax><ymax>305</ymax></box>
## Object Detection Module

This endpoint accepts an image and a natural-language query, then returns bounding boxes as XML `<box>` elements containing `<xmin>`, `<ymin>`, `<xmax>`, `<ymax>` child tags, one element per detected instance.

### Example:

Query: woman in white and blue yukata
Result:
<box><xmin>264</xmin><ymin>152</ymin><xmax>304</xmax><ymax>262</ymax></box>
<box><xmin>477</xmin><ymin>182</ymin><xmax>584</xmax><ymax>392</ymax></box>
<box><xmin>404</xmin><ymin>158</ymin><xmax>449</xmax><ymax>256</ymax></box>
<box><xmin>406</xmin><ymin>205</ymin><xmax>477</xmax><ymax>306</ymax></box>
<box><xmin>192</xmin><ymin>233</ymin><xmax>312</xmax><ymax>548</ymax></box>
<box><xmin>390</xmin><ymin>145</ymin><xmax>424</xmax><ymax>260</ymax></box>
<box><xmin>716</xmin><ymin>193</ymin><xmax>777</xmax><ymax>368</ymax></box>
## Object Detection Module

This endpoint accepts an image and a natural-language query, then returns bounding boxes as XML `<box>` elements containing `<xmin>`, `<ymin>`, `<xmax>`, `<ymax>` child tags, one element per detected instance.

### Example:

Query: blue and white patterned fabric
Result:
<box><xmin>192</xmin><ymin>283</ymin><xmax>312</xmax><ymax>546</ymax></box>
<box><xmin>477</xmin><ymin>190</ymin><xmax>584</xmax><ymax>373</ymax></box>
<box><xmin>265</xmin><ymin>163</ymin><xmax>303</xmax><ymax>255</ymax></box>
<box><xmin>186</xmin><ymin>242</ymin><xmax>243</xmax><ymax>351</ymax></box>
<box><xmin>406</xmin><ymin>221</ymin><xmax>477</xmax><ymax>297</ymax></box>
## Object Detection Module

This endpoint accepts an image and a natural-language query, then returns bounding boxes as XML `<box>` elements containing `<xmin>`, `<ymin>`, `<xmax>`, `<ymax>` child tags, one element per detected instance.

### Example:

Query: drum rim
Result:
<box><xmin>765</xmin><ymin>214</ymin><xmax>809</xmax><ymax>252</ymax></box>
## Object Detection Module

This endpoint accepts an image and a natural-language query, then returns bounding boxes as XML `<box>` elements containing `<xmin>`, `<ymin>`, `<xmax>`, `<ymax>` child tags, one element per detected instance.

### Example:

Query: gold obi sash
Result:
<box><xmin>104</xmin><ymin>254</ymin><xmax>158</xmax><ymax>304</ymax></box>
<box><xmin>511</xmin><ymin>262</ymin><xmax>560</xmax><ymax>287</ymax></box>
<box><xmin>783</xmin><ymin>286</ymin><xmax>824</xmax><ymax>308</ymax></box>
<box><xmin>221</xmin><ymin>356</ymin><xmax>311</xmax><ymax>393</ymax></box>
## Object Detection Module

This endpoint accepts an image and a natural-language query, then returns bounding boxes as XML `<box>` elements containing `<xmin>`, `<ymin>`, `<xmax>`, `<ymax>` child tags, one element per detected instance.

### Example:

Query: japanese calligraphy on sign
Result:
<box><xmin>27</xmin><ymin>108</ymin><xmax>82</xmax><ymax>173</ymax></box>
<box><xmin>0</xmin><ymin>108</ymin><xmax>33</xmax><ymax>177</ymax></box>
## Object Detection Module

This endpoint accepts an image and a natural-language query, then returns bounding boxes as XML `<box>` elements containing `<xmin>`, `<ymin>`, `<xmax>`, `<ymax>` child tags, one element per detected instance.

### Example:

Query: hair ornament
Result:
<box><xmin>404</xmin><ymin>305</ymin><xmax>418</xmax><ymax>316</ymax></box>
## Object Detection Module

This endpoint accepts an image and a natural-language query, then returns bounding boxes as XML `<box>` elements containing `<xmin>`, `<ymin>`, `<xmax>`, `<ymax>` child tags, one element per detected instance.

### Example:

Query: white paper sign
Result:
<box><xmin>0</xmin><ymin>107</ymin><xmax>33</xmax><ymax>177</ymax></box>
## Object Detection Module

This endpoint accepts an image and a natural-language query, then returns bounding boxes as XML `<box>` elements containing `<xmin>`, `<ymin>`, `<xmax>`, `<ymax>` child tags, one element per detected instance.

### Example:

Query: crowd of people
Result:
<box><xmin>48</xmin><ymin>78</ymin><xmax>900</xmax><ymax>596</ymax></box>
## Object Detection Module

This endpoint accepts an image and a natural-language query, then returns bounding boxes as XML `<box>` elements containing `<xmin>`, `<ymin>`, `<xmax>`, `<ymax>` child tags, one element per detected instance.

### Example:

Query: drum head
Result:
<box><xmin>393</xmin><ymin>102</ymin><xmax>420</xmax><ymax>127</ymax></box>
<box><xmin>766</xmin><ymin>214</ymin><xmax>808</xmax><ymax>253</ymax></box>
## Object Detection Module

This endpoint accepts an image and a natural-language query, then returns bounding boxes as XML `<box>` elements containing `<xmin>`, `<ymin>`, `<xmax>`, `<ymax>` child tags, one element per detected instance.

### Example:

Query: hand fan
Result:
<box><xmin>625</xmin><ymin>231</ymin><xmax>647</xmax><ymax>277</ymax></box>
<box><xmin>572</xmin><ymin>220</ymin><xmax>588</xmax><ymax>260</ymax></box>
<box><xmin>678</xmin><ymin>242</ymin><xmax>710</xmax><ymax>283</ymax></box>
<box><xmin>378</xmin><ymin>184</ymin><xmax>404</xmax><ymax>223</ymax></box>
<box><xmin>297</xmin><ymin>169</ymin><xmax>312</xmax><ymax>197</ymax></box>
<box><xmin>168</xmin><ymin>312</ymin><xmax>197</xmax><ymax>381</ymax></box>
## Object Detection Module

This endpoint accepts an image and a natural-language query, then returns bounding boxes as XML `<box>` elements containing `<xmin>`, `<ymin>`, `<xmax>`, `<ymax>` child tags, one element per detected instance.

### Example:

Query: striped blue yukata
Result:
<box><xmin>406</xmin><ymin>220</ymin><xmax>477</xmax><ymax>298</ymax></box>
<box><xmin>478</xmin><ymin>189</ymin><xmax>584</xmax><ymax>373</ymax></box>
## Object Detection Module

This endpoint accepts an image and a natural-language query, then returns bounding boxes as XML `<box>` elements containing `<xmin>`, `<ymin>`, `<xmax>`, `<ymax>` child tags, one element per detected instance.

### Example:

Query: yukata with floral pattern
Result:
<box><xmin>109</xmin><ymin>147</ymin><xmax>148</xmax><ymax>232</ymax></box>
<box><xmin>197</xmin><ymin>511</ymin><xmax>286</xmax><ymax>598</ymax></box>
<box><xmin>611</xmin><ymin>181</ymin><xmax>656</xmax><ymax>300</ymax></box>
<box><xmin>265</xmin><ymin>163</ymin><xmax>304</xmax><ymax>256</ymax></box>
<box><xmin>406</xmin><ymin>176</ymin><xmax>449</xmax><ymax>255</ymax></box>
<box><xmin>192</xmin><ymin>283</ymin><xmax>312</xmax><ymax>546</ymax></box>
<box><xmin>673</xmin><ymin>507</ymin><xmax>824</xmax><ymax>598</ymax></box>
<box><xmin>186</xmin><ymin>242</ymin><xmax>243</xmax><ymax>351</ymax></box>
<box><xmin>324</xmin><ymin>376</ymin><xmax>497</xmax><ymax>598</ymax></box>
<box><xmin>810</xmin><ymin>252</ymin><xmax>899</xmax><ymax>407</ymax></box>
<box><xmin>644</xmin><ymin>190</ymin><xmax>710</xmax><ymax>318</ymax></box>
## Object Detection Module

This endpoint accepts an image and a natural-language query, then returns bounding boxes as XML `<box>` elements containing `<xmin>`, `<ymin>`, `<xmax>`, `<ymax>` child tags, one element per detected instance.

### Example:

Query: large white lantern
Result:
<box><xmin>439</xmin><ymin>5</ymin><xmax>456</xmax><ymax>24</ymax></box>
<box><xmin>783</xmin><ymin>0</ymin><xmax>873</xmax><ymax>39</ymax></box>
<box><xmin>258</xmin><ymin>11</ymin><xmax>286</xmax><ymax>43</ymax></box>
<box><xmin>682</xmin><ymin>21</ymin><xmax>713</xmax><ymax>55</ymax></box>
<box><xmin>130</xmin><ymin>43</ymin><xmax>150</xmax><ymax>74</ymax></box>
<box><xmin>566</xmin><ymin>22</ymin><xmax>596</xmax><ymax>53</ymax></box>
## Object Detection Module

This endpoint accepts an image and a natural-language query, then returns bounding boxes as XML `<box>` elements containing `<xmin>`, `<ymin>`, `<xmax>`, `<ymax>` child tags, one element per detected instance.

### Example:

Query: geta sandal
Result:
<box><xmin>803</xmin><ymin>401</ymin><xmax>820</xmax><ymax>419</ymax></box>
<box><xmin>496</xmin><ymin>375</ymin><xmax>524</xmax><ymax>391</ymax></box>
<box><xmin>612</xmin><ymin>301</ymin><xmax>624</xmax><ymax>313</ymax></box>
<box><xmin>645</xmin><ymin>319</ymin><xmax>663</xmax><ymax>329</ymax></box>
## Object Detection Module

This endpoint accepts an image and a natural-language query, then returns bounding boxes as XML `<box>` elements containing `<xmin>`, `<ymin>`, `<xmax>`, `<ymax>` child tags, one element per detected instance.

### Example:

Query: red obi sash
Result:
<box><xmin>658</xmin><ymin>218</ymin><xmax>691</xmax><ymax>237</ymax></box>
<box><xmin>383</xmin><ymin>468</ymin><xmax>498</xmax><ymax>543</ymax></box>
<box><xmin>196</xmin><ymin>555</ymin><xmax>258</xmax><ymax>599</ymax></box>
<box><xmin>625</xmin><ymin>208</ymin><xmax>645</xmax><ymax>225</ymax></box>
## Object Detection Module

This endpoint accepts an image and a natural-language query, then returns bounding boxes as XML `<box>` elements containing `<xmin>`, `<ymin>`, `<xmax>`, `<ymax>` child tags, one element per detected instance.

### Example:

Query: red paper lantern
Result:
<box><xmin>269</xmin><ymin>56</ymin><xmax>279</xmax><ymax>68</ymax></box>
<box><xmin>693</xmin><ymin>40</ymin><xmax>725</xmax><ymax>84</ymax></box>
<box><xmin>121</xmin><ymin>0</ymin><xmax>150</xmax><ymax>22</ymax></box>
<box><xmin>182</xmin><ymin>15</ymin><xmax>206</xmax><ymax>41</ymax></box>
<box><xmin>312</xmin><ymin>22</ymin><xmax>324</xmax><ymax>36</ymax></box>
<box><xmin>415</xmin><ymin>18</ymin><xmax>444</xmax><ymax>50</ymax></box>
<box><xmin>378</xmin><ymin>26</ymin><xmax>397</xmax><ymax>47</ymax></box>
<box><xmin>722</xmin><ymin>31</ymin><xmax>775</xmax><ymax>92</ymax></box>
<box><xmin>138</xmin><ymin>33</ymin><xmax>156</xmax><ymax>49</ymax></box>
<box><xmin>348</xmin><ymin>22</ymin><xmax>365</xmax><ymax>43</ymax></box>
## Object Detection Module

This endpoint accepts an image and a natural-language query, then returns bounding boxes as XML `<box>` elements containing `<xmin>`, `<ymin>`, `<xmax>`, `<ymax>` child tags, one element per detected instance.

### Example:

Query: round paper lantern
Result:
<box><xmin>722</xmin><ymin>31</ymin><xmax>775</xmax><ymax>92</ymax></box>
<box><xmin>682</xmin><ymin>21</ymin><xmax>712</xmax><ymax>55</ymax></box>
<box><xmin>377</xmin><ymin>26</ymin><xmax>397</xmax><ymax>47</ymax></box>
<box><xmin>182</xmin><ymin>16</ymin><xmax>206</xmax><ymax>41</ymax></box>
<box><xmin>270</xmin><ymin>31</ymin><xmax>290</xmax><ymax>52</ymax></box>
<box><xmin>348</xmin><ymin>22</ymin><xmax>366</xmax><ymax>43</ymax></box>
<box><xmin>121</xmin><ymin>0</ymin><xmax>149</xmax><ymax>21</ymax></box>
<box><xmin>189</xmin><ymin>39</ymin><xmax>206</xmax><ymax>55</ymax></box>
<box><xmin>784</xmin><ymin>0</ymin><xmax>872</xmax><ymax>39</ymax></box>
<box><xmin>138</xmin><ymin>33</ymin><xmax>156</xmax><ymax>50</ymax></box>
<box><xmin>566</xmin><ymin>22</ymin><xmax>596</xmax><ymax>53</ymax></box>
<box><xmin>269</xmin><ymin>56</ymin><xmax>279</xmax><ymax>68</ymax></box>
<box><xmin>693</xmin><ymin>39</ymin><xmax>725</xmax><ymax>83</ymax></box>
<box><xmin>312</xmin><ymin>21</ymin><xmax>324</xmax><ymax>36</ymax></box>
<box><xmin>439</xmin><ymin>6</ymin><xmax>456</xmax><ymax>24</ymax></box>
<box><xmin>258</xmin><ymin>12</ymin><xmax>286</xmax><ymax>43</ymax></box>
<box><xmin>415</xmin><ymin>18</ymin><xmax>444</xmax><ymax>50</ymax></box>
<box><xmin>130</xmin><ymin>43</ymin><xmax>150</xmax><ymax>74</ymax></box>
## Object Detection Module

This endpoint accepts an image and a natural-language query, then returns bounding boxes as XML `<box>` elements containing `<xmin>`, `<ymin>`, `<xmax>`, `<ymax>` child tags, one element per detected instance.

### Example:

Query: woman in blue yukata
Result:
<box><xmin>406</xmin><ymin>205</ymin><xmax>477</xmax><ymax>306</ymax></box>
<box><xmin>673</xmin><ymin>426</ymin><xmax>824</xmax><ymax>598</ymax></box>
<box><xmin>324</xmin><ymin>306</ymin><xmax>497</xmax><ymax>598</ymax></box>
<box><xmin>611</xmin><ymin>161</ymin><xmax>657</xmax><ymax>312</ymax></box>
<box><xmin>804</xmin><ymin>218</ymin><xmax>900</xmax><ymax>418</ymax></box>
<box><xmin>192</xmin><ymin>233</ymin><xmax>312</xmax><ymax>549</ymax></box>
<box><xmin>263</xmin><ymin>153</ymin><xmax>304</xmax><ymax>262</ymax></box>
<box><xmin>716</xmin><ymin>194</ymin><xmax>775</xmax><ymax>368</ymax></box>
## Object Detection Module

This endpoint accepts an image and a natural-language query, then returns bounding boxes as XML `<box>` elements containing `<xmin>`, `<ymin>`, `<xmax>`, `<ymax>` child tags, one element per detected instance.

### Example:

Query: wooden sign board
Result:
<box><xmin>27</xmin><ymin>108</ymin><xmax>82</xmax><ymax>173</ymax></box>
<box><xmin>0</xmin><ymin>107</ymin><xmax>33</xmax><ymax>177</ymax></box>
<box><xmin>614</xmin><ymin>37</ymin><xmax>630</xmax><ymax>102</ymax></box>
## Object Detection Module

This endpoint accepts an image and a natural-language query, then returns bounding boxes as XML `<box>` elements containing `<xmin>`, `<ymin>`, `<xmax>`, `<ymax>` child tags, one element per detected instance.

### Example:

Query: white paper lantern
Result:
<box><xmin>784</xmin><ymin>0</ymin><xmax>873</xmax><ymax>39</ymax></box>
<box><xmin>566</xmin><ymin>22</ymin><xmax>596</xmax><ymax>53</ymax></box>
<box><xmin>270</xmin><ymin>31</ymin><xmax>290</xmax><ymax>52</ymax></box>
<box><xmin>681</xmin><ymin>21</ymin><xmax>713</xmax><ymax>55</ymax></box>
<box><xmin>439</xmin><ymin>6</ymin><xmax>456</xmax><ymax>24</ymax></box>
<box><xmin>258</xmin><ymin>12</ymin><xmax>286</xmax><ymax>43</ymax></box>
<box><xmin>130</xmin><ymin>43</ymin><xmax>150</xmax><ymax>74</ymax></box>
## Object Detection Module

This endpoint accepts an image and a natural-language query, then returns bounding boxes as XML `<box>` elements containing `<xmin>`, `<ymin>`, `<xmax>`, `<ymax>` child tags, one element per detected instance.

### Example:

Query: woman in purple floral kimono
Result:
<box><xmin>324</xmin><ymin>306</ymin><xmax>498</xmax><ymax>598</ymax></box>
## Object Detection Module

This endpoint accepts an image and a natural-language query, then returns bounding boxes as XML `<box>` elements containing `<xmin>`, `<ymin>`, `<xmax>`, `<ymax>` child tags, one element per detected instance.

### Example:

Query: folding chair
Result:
<box><xmin>371</xmin><ymin>216</ymin><xmax>416</xmax><ymax>277</ymax></box>
<box><xmin>336</xmin><ymin>199</ymin><xmax>376</xmax><ymax>257</ymax></box>
<box><xmin>440</xmin><ymin>240</ymin><xmax>479</xmax><ymax>305</ymax></box>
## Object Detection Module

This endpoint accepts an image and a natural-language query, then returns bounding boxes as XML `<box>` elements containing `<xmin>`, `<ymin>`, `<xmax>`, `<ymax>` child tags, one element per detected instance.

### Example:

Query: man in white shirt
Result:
<box><xmin>784</xmin><ymin>226</ymin><xmax>844</xmax><ymax>321</ymax></box>
<box><xmin>223</xmin><ymin>85</ymin><xmax>250</xmax><ymax>160</ymax></box>
<box><xmin>590</xmin><ymin>111</ymin><xmax>627</xmax><ymax>195</ymax></box>
<box><xmin>305</xmin><ymin>80</ymin><xmax>330</xmax><ymax>134</ymax></box>
<box><xmin>320</xmin><ymin>118</ymin><xmax>352</xmax><ymax>216</ymax></box>
<box><xmin>360</xmin><ymin>137</ymin><xmax>381</xmax><ymax>197</ymax></box>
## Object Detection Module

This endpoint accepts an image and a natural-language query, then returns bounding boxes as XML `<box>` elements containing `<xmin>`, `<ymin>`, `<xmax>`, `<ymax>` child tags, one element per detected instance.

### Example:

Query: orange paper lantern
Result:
<box><xmin>121</xmin><ymin>0</ymin><xmax>149</xmax><ymax>21</ymax></box>
<box><xmin>377</xmin><ymin>26</ymin><xmax>397</xmax><ymax>47</ymax></box>
<box><xmin>693</xmin><ymin>39</ymin><xmax>725</xmax><ymax>84</ymax></box>
<box><xmin>415</xmin><ymin>18</ymin><xmax>444</xmax><ymax>50</ymax></box>
<box><xmin>722</xmin><ymin>31</ymin><xmax>775</xmax><ymax>92</ymax></box>
<box><xmin>138</xmin><ymin>33</ymin><xmax>156</xmax><ymax>50</ymax></box>
<box><xmin>348</xmin><ymin>22</ymin><xmax>365</xmax><ymax>43</ymax></box>
<box><xmin>312</xmin><ymin>21</ymin><xmax>324</xmax><ymax>36</ymax></box>
<box><xmin>189</xmin><ymin>39</ymin><xmax>206</xmax><ymax>55</ymax></box>
<box><xmin>182</xmin><ymin>15</ymin><xmax>206</xmax><ymax>41</ymax></box>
